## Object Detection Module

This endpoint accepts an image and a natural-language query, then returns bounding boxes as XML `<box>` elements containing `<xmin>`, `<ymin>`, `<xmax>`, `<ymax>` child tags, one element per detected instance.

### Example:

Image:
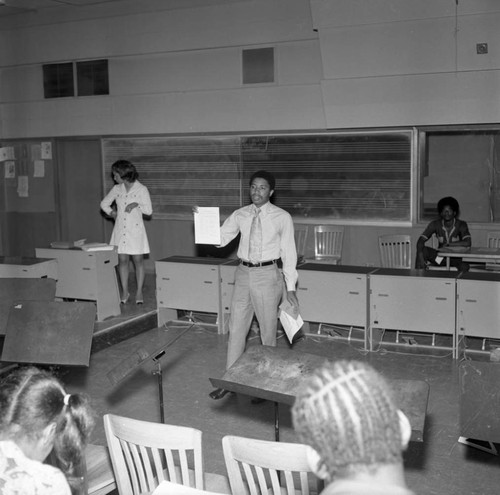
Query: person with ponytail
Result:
<box><xmin>0</xmin><ymin>366</ymin><xmax>94</xmax><ymax>495</ymax></box>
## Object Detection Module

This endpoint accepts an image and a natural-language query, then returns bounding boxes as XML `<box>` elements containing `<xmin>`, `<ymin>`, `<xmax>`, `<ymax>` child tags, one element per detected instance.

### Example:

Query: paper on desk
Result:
<box><xmin>194</xmin><ymin>207</ymin><xmax>221</xmax><ymax>245</ymax></box>
<box><xmin>279</xmin><ymin>300</ymin><xmax>304</xmax><ymax>344</ymax></box>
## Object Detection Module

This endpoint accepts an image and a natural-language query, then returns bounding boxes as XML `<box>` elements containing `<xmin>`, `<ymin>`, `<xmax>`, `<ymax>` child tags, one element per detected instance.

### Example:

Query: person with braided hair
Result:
<box><xmin>0</xmin><ymin>366</ymin><xmax>94</xmax><ymax>495</ymax></box>
<box><xmin>292</xmin><ymin>360</ymin><xmax>414</xmax><ymax>495</ymax></box>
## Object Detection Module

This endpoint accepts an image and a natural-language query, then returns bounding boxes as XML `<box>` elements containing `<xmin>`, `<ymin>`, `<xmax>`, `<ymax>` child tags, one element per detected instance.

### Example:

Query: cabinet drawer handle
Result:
<box><xmin>82</xmin><ymin>267</ymin><xmax>91</xmax><ymax>271</ymax></box>
<box><xmin>435</xmin><ymin>297</ymin><xmax>447</xmax><ymax>300</ymax></box>
<box><xmin>298</xmin><ymin>287</ymin><xmax>308</xmax><ymax>291</ymax></box>
<box><xmin>104</xmin><ymin>260</ymin><xmax>110</xmax><ymax>264</ymax></box>
<box><xmin>162</xmin><ymin>277</ymin><xmax>170</xmax><ymax>281</ymax></box>
<box><xmin>203</xmin><ymin>281</ymin><xmax>213</xmax><ymax>284</ymax></box>
<box><xmin>377</xmin><ymin>293</ymin><xmax>389</xmax><ymax>297</ymax></box>
<box><xmin>348</xmin><ymin>291</ymin><xmax>359</xmax><ymax>295</ymax></box>
<box><xmin>465</xmin><ymin>299</ymin><xmax>477</xmax><ymax>303</ymax></box>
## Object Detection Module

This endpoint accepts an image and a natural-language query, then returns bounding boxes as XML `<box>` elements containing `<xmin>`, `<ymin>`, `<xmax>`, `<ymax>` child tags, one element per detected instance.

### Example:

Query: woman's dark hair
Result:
<box><xmin>437</xmin><ymin>196</ymin><xmax>459</xmax><ymax>215</ymax></box>
<box><xmin>249</xmin><ymin>170</ymin><xmax>275</xmax><ymax>190</ymax></box>
<box><xmin>111</xmin><ymin>159</ymin><xmax>139</xmax><ymax>182</ymax></box>
<box><xmin>0</xmin><ymin>366</ymin><xmax>94</xmax><ymax>478</ymax></box>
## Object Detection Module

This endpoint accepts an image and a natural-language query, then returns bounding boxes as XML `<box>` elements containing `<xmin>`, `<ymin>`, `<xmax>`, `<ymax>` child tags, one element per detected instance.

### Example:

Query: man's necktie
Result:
<box><xmin>248</xmin><ymin>208</ymin><xmax>262</xmax><ymax>263</ymax></box>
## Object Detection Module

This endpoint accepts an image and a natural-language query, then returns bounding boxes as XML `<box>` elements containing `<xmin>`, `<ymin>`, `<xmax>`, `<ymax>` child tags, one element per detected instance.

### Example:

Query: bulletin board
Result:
<box><xmin>0</xmin><ymin>140</ymin><xmax>55</xmax><ymax>212</ymax></box>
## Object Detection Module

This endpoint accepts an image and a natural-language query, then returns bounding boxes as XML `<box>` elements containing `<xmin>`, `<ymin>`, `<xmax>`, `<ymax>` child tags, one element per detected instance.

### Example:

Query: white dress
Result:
<box><xmin>100</xmin><ymin>180</ymin><xmax>153</xmax><ymax>255</ymax></box>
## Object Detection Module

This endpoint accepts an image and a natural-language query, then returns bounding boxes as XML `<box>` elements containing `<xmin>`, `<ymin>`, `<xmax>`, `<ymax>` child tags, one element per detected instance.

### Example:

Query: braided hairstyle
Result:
<box><xmin>292</xmin><ymin>360</ymin><xmax>403</xmax><ymax>482</ymax></box>
<box><xmin>0</xmin><ymin>366</ymin><xmax>94</xmax><ymax>478</ymax></box>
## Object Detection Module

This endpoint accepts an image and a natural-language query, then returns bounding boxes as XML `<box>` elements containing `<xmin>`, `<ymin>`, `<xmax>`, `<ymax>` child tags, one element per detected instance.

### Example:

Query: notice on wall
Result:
<box><xmin>41</xmin><ymin>142</ymin><xmax>52</xmax><ymax>160</ymax></box>
<box><xmin>0</xmin><ymin>147</ymin><xmax>15</xmax><ymax>162</ymax></box>
<box><xmin>17</xmin><ymin>176</ymin><xmax>28</xmax><ymax>197</ymax></box>
<box><xmin>4</xmin><ymin>161</ymin><xmax>15</xmax><ymax>179</ymax></box>
<box><xmin>33</xmin><ymin>160</ymin><xmax>45</xmax><ymax>178</ymax></box>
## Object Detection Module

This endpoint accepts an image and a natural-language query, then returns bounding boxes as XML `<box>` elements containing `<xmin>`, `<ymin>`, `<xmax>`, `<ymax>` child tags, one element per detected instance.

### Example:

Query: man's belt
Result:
<box><xmin>240</xmin><ymin>259</ymin><xmax>278</xmax><ymax>268</ymax></box>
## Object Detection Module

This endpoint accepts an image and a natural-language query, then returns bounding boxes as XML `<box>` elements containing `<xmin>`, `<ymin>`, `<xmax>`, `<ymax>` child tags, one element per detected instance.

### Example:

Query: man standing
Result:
<box><xmin>415</xmin><ymin>196</ymin><xmax>471</xmax><ymax>272</ymax></box>
<box><xmin>209</xmin><ymin>170</ymin><xmax>299</xmax><ymax>400</ymax></box>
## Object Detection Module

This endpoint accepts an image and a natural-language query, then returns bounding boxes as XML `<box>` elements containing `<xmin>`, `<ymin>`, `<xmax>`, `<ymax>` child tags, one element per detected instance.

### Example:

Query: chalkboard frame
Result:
<box><xmin>102</xmin><ymin>129</ymin><xmax>414</xmax><ymax>224</ymax></box>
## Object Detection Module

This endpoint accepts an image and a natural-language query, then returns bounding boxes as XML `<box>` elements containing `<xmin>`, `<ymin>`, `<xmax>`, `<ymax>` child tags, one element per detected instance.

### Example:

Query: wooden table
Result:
<box><xmin>438</xmin><ymin>246</ymin><xmax>500</xmax><ymax>269</ymax></box>
<box><xmin>0</xmin><ymin>257</ymin><xmax>57</xmax><ymax>279</ymax></box>
<box><xmin>86</xmin><ymin>444</ymin><xmax>116</xmax><ymax>495</ymax></box>
<box><xmin>210</xmin><ymin>345</ymin><xmax>429</xmax><ymax>442</ymax></box>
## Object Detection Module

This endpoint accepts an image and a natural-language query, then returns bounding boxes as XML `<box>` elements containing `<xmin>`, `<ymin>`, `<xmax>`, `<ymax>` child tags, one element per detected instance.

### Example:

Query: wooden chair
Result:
<box><xmin>294</xmin><ymin>224</ymin><xmax>309</xmax><ymax>262</ymax></box>
<box><xmin>378</xmin><ymin>234</ymin><xmax>412</xmax><ymax>269</ymax></box>
<box><xmin>487</xmin><ymin>232</ymin><xmax>500</xmax><ymax>248</ymax></box>
<box><xmin>103</xmin><ymin>414</ymin><xmax>230</xmax><ymax>495</ymax></box>
<box><xmin>222</xmin><ymin>435</ymin><xmax>323</xmax><ymax>495</ymax></box>
<box><xmin>485</xmin><ymin>232</ymin><xmax>500</xmax><ymax>270</ymax></box>
<box><xmin>312</xmin><ymin>225</ymin><xmax>344</xmax><ymax>264</ymax></box>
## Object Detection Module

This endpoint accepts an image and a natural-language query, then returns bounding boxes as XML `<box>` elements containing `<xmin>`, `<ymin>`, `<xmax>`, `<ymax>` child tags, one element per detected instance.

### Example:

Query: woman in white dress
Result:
<box><xmin>100</xmin><ymin>160</ymin><xmax>153</xmax><ymax>304</ymax></box>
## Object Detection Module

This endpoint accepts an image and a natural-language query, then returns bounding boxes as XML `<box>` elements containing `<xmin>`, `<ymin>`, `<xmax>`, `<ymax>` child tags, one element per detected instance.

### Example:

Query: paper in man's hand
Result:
<box><xmin>279</xmin><ymin>300</ymin><xmax>304</xmax><ymax>344</ymax></box>
<box><xmin>194</xmin><ymin>207</ymin><xmax>221</xmax><ymax>244</ymax></box>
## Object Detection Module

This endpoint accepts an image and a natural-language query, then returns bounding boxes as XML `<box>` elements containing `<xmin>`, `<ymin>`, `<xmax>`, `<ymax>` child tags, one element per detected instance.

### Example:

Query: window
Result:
<box><xmin>242</xmin><ymin>47</ymin><xmax>274</xmax><ymax>84</ymax></box>
<box><xmin>419</xmin><ymin>127</ymin><xmax>500</xmax><ymax>223</ymax></box>
<box><xmin>43</xmin><ymin>63</ymin><xmax>74</xmax><ymax>98</ymax></box>
<box><xmin>76</xmin><ymin>59</ymin><xmax>109</xmax><ymax>96</ymax></box>
<box><xmin>43</xmin><ymin>60</ymin><xmax>109</xmax><ymax>98</ymax></box>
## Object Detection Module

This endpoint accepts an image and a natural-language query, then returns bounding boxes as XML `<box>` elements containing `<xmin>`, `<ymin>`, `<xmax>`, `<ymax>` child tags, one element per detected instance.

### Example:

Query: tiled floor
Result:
<box><xmin>4</xmin><ymin>272</ymin><xmax>500</xmax><ymax>494</ymax></box>
<box><xmin>58</xmin><ymin>312</ymin><xmax>500</xmax><ymax>495</ymax></box>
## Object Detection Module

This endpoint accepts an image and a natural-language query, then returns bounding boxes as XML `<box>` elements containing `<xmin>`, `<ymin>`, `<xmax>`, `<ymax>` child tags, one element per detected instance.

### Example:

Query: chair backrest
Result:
<box><xmin>222</xmin><ymin>435</ymin><xmax>322</xmax><ymax>495</ymax></box>
<box><xmin>487</xmin><ymin>232</ymin><xmax>500</xmax><ymax>248</ymax></box>
<box><xmin>378</xmin><ymin>234</ymin><xmax>412</xmax><ymax>268</ymax></box>
<box><xmin>294</xmin><ymin>224</ymin><xmax>309</xmax><ymax>259</ymax></box>
<box><xmin>151</xmin><ymin>480</ymin><xmax>225</xmax><ymax>494</ymax></box>
<box><xmin>103</xmin><ymin>414</ymin><xmax>204</xmax><ymax>495</ymax></box>
<box><xmin>313</xmin><ymin>225</ymin><xmax>344</xmax><ymax>263</ymax></box>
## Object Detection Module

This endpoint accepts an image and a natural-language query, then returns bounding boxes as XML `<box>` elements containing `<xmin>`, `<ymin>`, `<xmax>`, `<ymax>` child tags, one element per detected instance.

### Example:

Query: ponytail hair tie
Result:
<box><xmin>63</xmin><ymin>393</ymin><xmax>71</xmax><ymax>406</ymax></box>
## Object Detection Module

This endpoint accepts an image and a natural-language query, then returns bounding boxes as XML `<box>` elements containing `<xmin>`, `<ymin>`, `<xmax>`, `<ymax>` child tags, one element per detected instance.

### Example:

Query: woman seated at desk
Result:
<box><xmin>415</xmin><ymin>196</ymin><xmax>471</xmax><ymax>272</ymax></box>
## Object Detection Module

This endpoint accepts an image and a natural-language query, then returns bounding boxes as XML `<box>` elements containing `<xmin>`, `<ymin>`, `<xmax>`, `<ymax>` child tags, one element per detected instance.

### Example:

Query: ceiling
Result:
<box><xmin>0</xmin><ymin>0</ymin><xmax>235</xmax><ymax>18</ymax></box>
<box><xmin>0</xmin><ymin>0</ymin><xmax>133</xmax><ymax>16</ymax></box>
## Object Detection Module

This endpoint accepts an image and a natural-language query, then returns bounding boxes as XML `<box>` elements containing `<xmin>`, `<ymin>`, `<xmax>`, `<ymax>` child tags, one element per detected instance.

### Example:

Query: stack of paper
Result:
<box><xmin>79</xmin><ymin>243</ymin><xmax>115</xmax><ymax>252</ymax></box>
<box><xmin>279</xmin><ymin>299</ymin><xmax>304</xmax><ymax>344</ymax></box>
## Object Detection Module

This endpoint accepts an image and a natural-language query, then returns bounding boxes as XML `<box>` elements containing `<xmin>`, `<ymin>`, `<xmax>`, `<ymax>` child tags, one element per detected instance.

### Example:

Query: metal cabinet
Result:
<box><xmin>370</xmin><ymin>269</ymin><xmax>458</xmax><ymax>353</ymax></box>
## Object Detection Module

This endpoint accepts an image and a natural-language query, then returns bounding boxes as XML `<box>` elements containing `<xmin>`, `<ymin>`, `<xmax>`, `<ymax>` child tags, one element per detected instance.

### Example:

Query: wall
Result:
<box><xmin>1</xmin><ymin>0</ymin><xmax>500</xmax><ymax>264</ymax></box>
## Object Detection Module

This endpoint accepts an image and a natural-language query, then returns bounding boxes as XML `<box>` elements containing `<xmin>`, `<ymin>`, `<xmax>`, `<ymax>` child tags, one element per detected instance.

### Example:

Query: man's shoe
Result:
<box><xmin>209</xmin><ymin>388</ymin><xmax>231</xmax><ymax>400</ymax></box>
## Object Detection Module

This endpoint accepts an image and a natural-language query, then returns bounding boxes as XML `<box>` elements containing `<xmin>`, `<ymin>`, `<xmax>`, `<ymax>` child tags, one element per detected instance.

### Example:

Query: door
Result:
<box><xmin>56</xmin><ymin>139</ymin><xmax>105</xmax><ymax>243</ymax></box>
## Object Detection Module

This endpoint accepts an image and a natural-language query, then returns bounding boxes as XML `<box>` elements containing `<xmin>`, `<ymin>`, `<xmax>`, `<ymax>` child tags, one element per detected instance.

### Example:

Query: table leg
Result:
<box><xmin>274</xmin><ymin>402</ymin><xmax>279</xmax><ymax>442</ymax></box>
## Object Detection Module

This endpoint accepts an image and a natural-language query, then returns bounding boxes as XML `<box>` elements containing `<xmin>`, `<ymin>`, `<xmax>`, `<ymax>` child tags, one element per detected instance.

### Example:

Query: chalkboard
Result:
<box><xmin>102</xmin><ymin>130</ymin><xmax>412</xmax><ymax>222</ymax></box>
<box><xmin>102</xmin><ymin>136</ymin><xmax>241</xmax><ymax>217</ymax></box>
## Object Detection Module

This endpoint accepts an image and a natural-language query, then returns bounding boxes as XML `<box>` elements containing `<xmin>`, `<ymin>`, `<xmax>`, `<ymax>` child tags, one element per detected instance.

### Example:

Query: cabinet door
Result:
<box><xmin>297</xmin><ymin>270</ymin><xmax>368</xmax><ymax>327</ymax></box>
<box><xmin>156</xmin><ymin>261</ymin><xmax>220</xmax><ymax>313</ymax></box>
<box><xmin>457</xmin><ymin>280</ymin><xmax>500</xmax><ymax>339</ymax></box>
<box><xmin>370</xmin><ymin>276</ymin><xmax>455</xmax><ymax>334</ymax></box>
<box><xmin>220</xmin><ymin>264</ymin><xmax>237</xmax><ymax>314</ymax></box>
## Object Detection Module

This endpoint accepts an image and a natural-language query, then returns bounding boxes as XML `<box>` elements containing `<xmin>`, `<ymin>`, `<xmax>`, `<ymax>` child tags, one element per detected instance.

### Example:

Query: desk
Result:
<box><xmin>297</xmin><ymin>263</ymin><xmax>374</xmax><ymax>347</ymax></box>
<box><xmin>0</xmin><ymin>257</ymin><xmax>57</xmax><ymax>279</ymax></box>
<box><xmin>438</xmin><ymin>246</ymin><xmax>500</xmax><ymax>269</ymax></box>
<box><xmin>210</xmin><ymin>345</ymin><xmax>429</xmax><ymax>442</ymax></box>
<box><xmin>35</xmin><ymin>248</ymin><xmax>120</xmax><ymax>322</ymax></box>
<box><xmin>86</xmin><ymin>444</ymin><xmax>116</xmax><ymax>495</ymax></box>
<box><xmin>156</xmin><ymin>256</ymin><xmax>230</xmax><ymax>332</ymax></box>
<box><xmin>370</xmin><ymin>268</ymin><xmax>457</xmax><ymax>355</ymax></box>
